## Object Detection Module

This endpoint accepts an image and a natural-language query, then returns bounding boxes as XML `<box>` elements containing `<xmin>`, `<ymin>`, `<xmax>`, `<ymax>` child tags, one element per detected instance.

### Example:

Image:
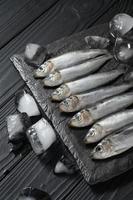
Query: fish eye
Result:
<box><xmin>70</xmin><ymin>96</ymin><xmax>76</xmax><ymax>101</ymax></box>
<box><xmin>89</xmin><ymin>129</ymin><xmax>95</xmax><ymax>136</ymax></box>
<box><xmin>76</xmin><ymin>113</ymin><xmax>82</xmax><ymax>121</ymax></box>
<box><xmin>62</xmin><ymin>99</ymin><xmax>69</xmax><ymax>107</ymax></box>
<box><xmin>95</xmin><ymin>145</ymin><xmax>103</xmax><ymax>152</ymax></box>
<box><xmin>39</xmin><ymin>65</ymin><xmax>44</xmax><ymax>69</ymax></box>
<box><xmin>69</xmin><ymin>96</ymin><xmax>73</xmax><ymax>100</ymax></box>
<box><xmin>65</xmin><ymin>100</ymin><xmax>69</xmax><ymax>105</ymax></box>
<box><xmin>56</xmin><ymin>88</ymin><xmax>61</xmax><ymax>93</ymax></box>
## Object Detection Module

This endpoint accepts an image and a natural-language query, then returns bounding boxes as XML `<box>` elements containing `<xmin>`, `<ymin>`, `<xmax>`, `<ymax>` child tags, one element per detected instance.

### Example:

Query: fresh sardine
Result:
<box><xmin>70</xmin><ymin>92</ymin><xmax>133</xmax><ymax>127</ymax></box>
<box><xmin>60</xmin><ymin>83</ymin><xmax>133</xmax><ymax>112</ymax></box>
<box><xmin>34</xmin><ymin>49</ymin><xmax>108</xmax><ymax>78</ymax></box>
<box><xmin>51</xmin><ymin>70</ymin><xmax>124</xmax><ymax>101</ymax></box>
<box><xmin>84</xmin><ymin>36</ymin><xmax>110</xmax><ymax>49</ymax></box>
<box><xmin>84</xmin><ymin>109</ymin><xmax>133</xmax><ymax>144</ymax></box>
<box><xmin>43</xmin><ymin>54</ymin><xmax>112</xmax><ymax>87</ymax></box>
<box><xmin>92</xmin><ymin>126</ymin><xmax>133</xmax><ymax>159</ymax></box>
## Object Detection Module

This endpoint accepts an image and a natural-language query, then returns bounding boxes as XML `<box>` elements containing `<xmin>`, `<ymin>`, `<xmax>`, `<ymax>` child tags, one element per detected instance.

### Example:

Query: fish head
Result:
<box><xmin>59</xmin><ymin>96</ymin><xmax>79</xmax><ymax>112</ymax></box>
<box><xmin>33</xmin><ymin>61</ymin><xmax>54</xmax><ymax>78</ymax></box>
<box><xmin>91</xmin><ymin>138</ymin><xmax>113</xmax><ymax>159</ymax></box>
<box><xmin>51</xmin><ymin>84</ymin><xmax>71</xmax><ymax>101</ymax></box>
<box><xmin>43</xmin><ymin>70</ymin><xmax>63</xmax><ymax>87</ymax></box>
<box><xmin>70</xmin><ymin>109</ymin><xmax>93</xmax><ymax>127</ymax></box>
<box><xmin>84</xmin><ymin>124</ymin><xmax>105</xmax><ymax>143</ymax></box>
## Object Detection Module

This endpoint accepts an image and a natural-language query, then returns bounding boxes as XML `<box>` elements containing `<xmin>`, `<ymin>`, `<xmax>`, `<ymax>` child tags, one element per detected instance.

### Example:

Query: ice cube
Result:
<box><xmin>15</xmin><ymin>90</ymin><xmax>40</xmax><ymax>117</ymax></box>
<box><xmin>7</xmin><ymin>113</ymin><xmax>31</xmax><ymax>142</ymax></box>
<box><xmin>24</xmin><ymin>43</ymin><xmax>47</xmax><ymax>66</ymax></box>
<box><xmin>54</xmin><ymin>161</ymin><xmax>71</xmax><ymax>174</ymax></box>
<box><xmin>54</xmin><ymin>155</ymin><xmax>77</xmax><ymax>175</ymax></box>
<box><xmin>26</xmin><ymin>118</ymin><xmax>56</xmax><ymax>155</ymax></box>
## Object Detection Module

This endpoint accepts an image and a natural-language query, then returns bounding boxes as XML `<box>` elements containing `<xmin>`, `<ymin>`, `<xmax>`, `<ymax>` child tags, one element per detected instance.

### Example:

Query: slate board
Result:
<box><xmin>11</xmin><ymin>24</ymin><xmax>133</xmax><ymax>185</ymax></box>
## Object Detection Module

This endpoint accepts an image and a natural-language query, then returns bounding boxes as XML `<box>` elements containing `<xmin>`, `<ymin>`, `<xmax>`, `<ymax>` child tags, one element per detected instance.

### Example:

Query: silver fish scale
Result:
<box><xmin>75</xmin><ymin>83</ymin><xmax>133</xmax><ymax>111</ymax></box>
<box><xmin>89</xmin><ymin>93</ymin><xmax>133</xmax><ymax>121</ymax></box>
<box><xmin>50</xmin><ymin>49</ymin><xmax>107</xmax><ymax>70</ymax></box>
<box><xmin>67</xmin><ymin>70</ymin><xmax>123</xmax><ymax>94</ymax></box>
<box><xmin>60</xmin><ymin>54</ymin><xmax>110</xmax><ymax>82</ymax></box>
<box><xmin>106</xmin><ymin>130</ymin><xmax>133</xmax><ymax>153</ymax></box>
<box><xmin>99</xmin><ymin>110</ymin><xmax>133</xmax><ymax>133</ymax></box>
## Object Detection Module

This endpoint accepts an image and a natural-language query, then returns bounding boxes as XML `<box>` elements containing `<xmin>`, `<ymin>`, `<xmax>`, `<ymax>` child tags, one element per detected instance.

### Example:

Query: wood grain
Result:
<box><xmin>0</xmin><ymin>0</ymin><xmax>133</xmax><ymax>199</ymax></box>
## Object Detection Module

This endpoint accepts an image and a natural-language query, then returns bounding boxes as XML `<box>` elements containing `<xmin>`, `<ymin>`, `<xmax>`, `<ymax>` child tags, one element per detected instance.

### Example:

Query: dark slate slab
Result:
<box><xmin>11</xmin><ymin>24</ymin><xmax>133</xmax><ymax>184</ymax></box>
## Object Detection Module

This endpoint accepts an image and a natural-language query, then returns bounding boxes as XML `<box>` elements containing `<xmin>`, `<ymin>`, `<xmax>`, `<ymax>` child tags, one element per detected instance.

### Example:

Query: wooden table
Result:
<box><xmin>0</xmin><ymin>0</ymin><xmax>133</xmax><ymax>199</ymax></box>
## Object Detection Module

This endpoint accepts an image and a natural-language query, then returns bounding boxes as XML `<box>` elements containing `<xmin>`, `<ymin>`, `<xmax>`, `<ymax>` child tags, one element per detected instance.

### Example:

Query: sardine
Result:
<box><xmin>43</xmin><ymin>54</ymin><xmax>112</xmax><ymax>87</ymax></box>
<box><xmin>34</xmin><ymin>49</ymin><xmax>108</xmax><ymax>78</ymax></box>
<box><xmin>51</xmin><ymin>69</ymin><xmax>124</xmax><ymax>101</ymax></box>
<box><xmin>84</xmin><ymin>109</ymin><xmax>133</xmax><ymax>144</ymax></box>
<box><xmin>70</xmin><ymin>92</ymin><xmax>133</xmax><ymax>127</ymax></box>
<box><xmin>60</xmin><ymin>83</ymin><xmax>133</xmax><ymax>113</ymax></box>
<box><xmin>84</xmin><ymin>36</ymin><xmax>110</xmax><ymax>49</ymax></box>
<box><xmin>92</xmin><ymin>126</ymin><xmax>133</xmax><ymax>159</ymax></box>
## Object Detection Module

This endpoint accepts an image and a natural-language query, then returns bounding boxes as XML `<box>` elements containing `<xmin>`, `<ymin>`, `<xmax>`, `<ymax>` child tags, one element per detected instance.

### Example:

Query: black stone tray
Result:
<box><xmin>11</xmin><ymin>24</ymin><xmax>133</xmax><ymax>185</ymax></box>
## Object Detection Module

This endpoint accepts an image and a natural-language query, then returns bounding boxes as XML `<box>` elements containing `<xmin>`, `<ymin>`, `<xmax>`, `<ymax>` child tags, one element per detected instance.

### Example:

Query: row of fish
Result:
<box><xmin>43</xmin><ymin>54</ymin><xmax>112</xmax><ymax>87</ymax></box>
<box><xmin>51</xmin><ymin>69</ymin><xmax>124</xmax><ymax>101</ymax></box>
<box><xmin>92</xmin><ymin>125</ymin><xmax>133</xmax><ymax>159</ymax></box>
<box><xmin>60</xmin><ymin>83</ymin><xmax>133</xmax><ymax>112</ymax></box>
<box><xmin>70</xmin><ymin>92</ymin><xmax>133</xmax><ymax>127</ymax></box>
<box><xmin>32</xmin><ymin>38</ymin><xmax>133</xmax><ymax>160</ymax></box>
<box><xmin>24</xmin><ymin>36</ymin><xmax>110</xmax><ymax>67</ymax></box>
<box><xmin>34</xmin><ymin>49</ymin><xmax>108</xmax><ymax>77</ymax></box>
